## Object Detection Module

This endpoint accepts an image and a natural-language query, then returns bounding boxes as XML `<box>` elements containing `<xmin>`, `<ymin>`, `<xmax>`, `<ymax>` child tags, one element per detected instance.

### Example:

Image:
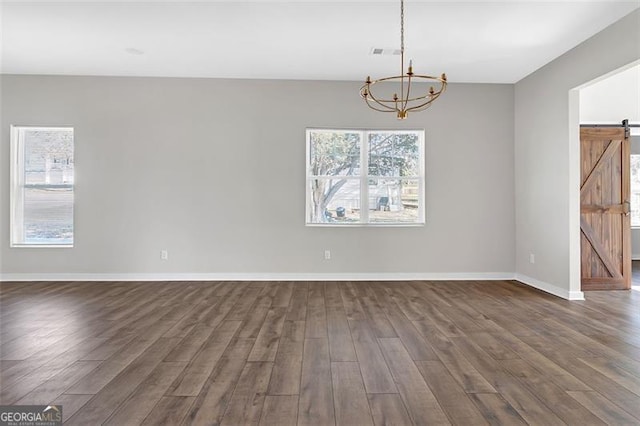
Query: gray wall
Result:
<box><xmin>515</xmin><ymin>9</ymin><xmax>640</xmax><ymax>299</ymax></box>
<box><xmin>0</xmin><ymin>76</ymin><xmax>515</xmax><ymax>279</ymax></box>
<box><xmin>580</xmin><ymin>64</ymin><xmax>639</xmax><ymax>124</ymax></box>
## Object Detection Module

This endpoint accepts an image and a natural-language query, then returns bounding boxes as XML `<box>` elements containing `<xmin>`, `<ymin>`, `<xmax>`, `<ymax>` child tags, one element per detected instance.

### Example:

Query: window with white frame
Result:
<box><xmin>10</xmin><ymin>126</ymin><xmax>74</xmax><ymax>247</ymax></box>
<box><xmin>306</xmin><ymin>128</ymin><xmax>425</xmax><ymax>225</ymax></box>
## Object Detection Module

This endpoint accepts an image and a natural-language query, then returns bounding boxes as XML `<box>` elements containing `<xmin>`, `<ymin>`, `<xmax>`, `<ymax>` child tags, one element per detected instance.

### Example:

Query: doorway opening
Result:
<box><xmin>573</xmin><ymin>62</ymin><xmax>640</xmax><ymax>293</ymax></box>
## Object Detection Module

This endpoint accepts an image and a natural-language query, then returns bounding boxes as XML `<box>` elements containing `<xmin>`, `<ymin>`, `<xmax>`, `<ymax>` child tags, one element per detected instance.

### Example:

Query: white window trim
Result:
<box><xmin>631</xmin><ymin>153</ymin><xmax>640</xmax><ymax>229</ymax></box>
<box><xmin>10</xmin><ymin>125</ymin><xmax>75</xmax><ymax>248</ymax></box>
<box><xmin>305</xmin><ymin>128</ymin><xmax>425</xmax><ymax>226</ymax></box>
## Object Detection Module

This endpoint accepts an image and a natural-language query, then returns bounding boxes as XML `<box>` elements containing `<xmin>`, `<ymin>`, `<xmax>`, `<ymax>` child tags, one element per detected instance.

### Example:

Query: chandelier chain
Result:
<box><xmin>400</xmin><ymin>0</ymin><xmax>404</xmax><ymax>53</ymax></box>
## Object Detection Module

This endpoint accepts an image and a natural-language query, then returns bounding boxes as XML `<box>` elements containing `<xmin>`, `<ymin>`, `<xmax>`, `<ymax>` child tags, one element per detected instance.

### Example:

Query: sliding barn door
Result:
<box><xmin>580</xmin><ymin>127</ymin><xmax>630</xmax><ymax>290</ymax></box>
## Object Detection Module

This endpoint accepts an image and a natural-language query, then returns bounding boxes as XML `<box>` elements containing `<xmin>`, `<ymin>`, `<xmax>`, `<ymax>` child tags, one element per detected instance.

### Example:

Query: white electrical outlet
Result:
<box><xmin>324</xmin><ymin>250</ymin><xmax>331</xmax><ymax>260</ymax></box>
<box><xmin>529</xmin><ymin>253</ymin><xmax>535</xmax><ymax>264</ymax></box>
<box><xmin>161</xmin><ymin>250</ymin><xmax>169</xmax><ymax>260</ymax></box>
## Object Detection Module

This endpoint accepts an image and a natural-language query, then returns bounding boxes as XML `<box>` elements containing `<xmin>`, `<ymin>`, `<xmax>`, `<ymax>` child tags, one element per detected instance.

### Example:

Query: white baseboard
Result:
<box><xmin>0</xmin><ymin>272</ymin><xmax>584</xmax><ymax>301</ymax></box>
<box><xmin>514</xmin><ymin>273</ymin><xmax>585</xmax><ymax>301</ymax></box>
<box><xmin>0</xmin><ymin>272</ymin><xmax>515</xmax><ymax>282</ymax></box>
<box><xmin>632</xmin><ymin>255</ymin><xmax>640</xmax><ymax>261</ymax></box>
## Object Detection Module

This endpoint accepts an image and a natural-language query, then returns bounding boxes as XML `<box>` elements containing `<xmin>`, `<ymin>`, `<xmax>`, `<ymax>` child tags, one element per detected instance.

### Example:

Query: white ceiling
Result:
<box><xmin>1</xmin><ymin>1</ymin><xmax>638</xmax><ymax>83</ymax></box>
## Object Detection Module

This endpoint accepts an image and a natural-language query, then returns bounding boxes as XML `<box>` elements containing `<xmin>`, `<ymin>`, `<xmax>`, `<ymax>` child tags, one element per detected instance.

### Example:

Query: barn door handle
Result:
<box><xmin>623</xmin><ymin>200</ymin><xmax>631</xmax><ymax>216</ymax></box>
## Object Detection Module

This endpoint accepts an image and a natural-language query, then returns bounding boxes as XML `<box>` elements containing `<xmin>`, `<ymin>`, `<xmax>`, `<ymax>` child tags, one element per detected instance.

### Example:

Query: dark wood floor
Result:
<box><xmin>1</xmin><ymin>279</ymin><xmax>640</xmax><ymax>425</ymax></box>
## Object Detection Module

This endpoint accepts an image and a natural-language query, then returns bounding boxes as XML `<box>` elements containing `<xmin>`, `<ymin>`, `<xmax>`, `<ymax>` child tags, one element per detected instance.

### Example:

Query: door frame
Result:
<box><xmin>570</xmin><ymin>60</ymin><xmax>640</xmax><ymax>296</ymax></box>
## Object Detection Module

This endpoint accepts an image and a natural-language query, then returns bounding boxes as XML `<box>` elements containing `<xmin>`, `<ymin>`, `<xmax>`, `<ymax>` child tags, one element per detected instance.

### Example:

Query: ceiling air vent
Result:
<box><xmin>370</xmin><ymin>48</ymin><xmax>402</xmax><ymax>56</ymax></box>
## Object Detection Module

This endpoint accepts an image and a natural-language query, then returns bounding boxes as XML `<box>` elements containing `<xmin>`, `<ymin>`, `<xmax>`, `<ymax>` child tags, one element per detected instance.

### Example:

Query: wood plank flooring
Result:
<box><xmin>2</xmin><ymin>278</ymin><xmax>640</xmax><ymax>425</ymax></box>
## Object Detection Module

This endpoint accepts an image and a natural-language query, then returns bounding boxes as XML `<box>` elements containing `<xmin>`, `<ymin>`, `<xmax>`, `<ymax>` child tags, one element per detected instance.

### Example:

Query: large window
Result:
<box><xmin>10</xmin><ymin>126</ymin><xmax>74</xmax><ymax>247</ymax></box>
<box><xmin>306</xmin><ymin>129</ymin><xmax>424</xmax><ymax>225</ymax></box>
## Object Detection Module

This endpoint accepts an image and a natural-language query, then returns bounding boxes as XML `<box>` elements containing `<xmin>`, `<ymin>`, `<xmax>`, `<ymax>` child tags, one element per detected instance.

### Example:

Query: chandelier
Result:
<box><xmin>360</xmin><ymin>0</ymin><xmax>447</xmax><ymax>119</ymax></box>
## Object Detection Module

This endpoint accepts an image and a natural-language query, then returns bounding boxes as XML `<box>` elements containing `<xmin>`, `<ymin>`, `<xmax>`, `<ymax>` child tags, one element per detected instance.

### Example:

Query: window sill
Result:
<box><xmin>10</xmin><ymin>244</ymin><xmax>74</xmax><ymax>248</ymax></box>
<box><xmin>306</xmin><ymin>223</ymin><xmax>425</xmax><ymax>227</ymax></box>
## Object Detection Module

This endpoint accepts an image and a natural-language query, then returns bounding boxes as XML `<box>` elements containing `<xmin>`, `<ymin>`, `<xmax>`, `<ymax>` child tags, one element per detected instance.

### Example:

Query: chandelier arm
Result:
<box><xmin>360</xmin><ymin>85</ymin><xmax>397</xmax><ymax>108</ymax></box>
<box><xmin>362</xmin><ymin>80</ymin><xmax>441</xmax><ymax>103</ymax></box>
<box><xmin>365</xmin><ymin>75</ymin><xmax>445</xmax><ymax>93</ymax></box>
<box><xmin>368</xmin><ymin>74</ymin><xmax>406</xmax><ymax>83</ymax></box>
<box><xmin>364</xmin><ymin>99</ymin><xmax>398</xmax><ymax>114</ymax></box>
<box><xmin>401</xmin><ymin>80</ymin><xmax>447</xmax><ymax>103</ymax></box>
<box><xmin>362</xmin><ymin>93</ymin><xmax>402</xmax><ymax>105</ymax></box>
<box><xmin>367</xmin><ymin>100</ymin><xmax>398</xmax><ymax>113</ymax></box>
<box><xmin>401</xmin><ymin>90</ymin><xmax>444</xmax><ymax>103</ymax></box>
<box><xmin>369</xmin><ymin>74</ymin><xmax>445</xmax><ymax>84</ymax></box>
<box><xmin>403</xmin><ymin>74</ymin><xmax>412</xmax><ymax>112</ymax></box>
<box><xmin>365</xmin><ymin>98</ymin><xmax>398</xmax><ymax>113</ymax></box>
<box><xmin>405</xmin><ymin>93</ymin><xmax>445</xmax><ymax>112</ymax></box>
<box><xmin>363</xmin><ymin>86</ymin><xmax>446</xmax><ymax>104</ymax></box>
<box><xmin>411</xmin><ymin>74</ymin><xmax>447</xmax><ymax>81</ymax></box>
<box><xmin>385</xmin><ymin>87</ymin><xmax>446</xmax><ymax>104</ymax></box>
<box><xmin>364</xmin><ymin>88</ymin><xmax>398</xmax><ymax>112</ymax></box>
<box><xmin>406</xmin><ymin>102</ymin><xmax>435</xmax><ymax>113</ymax></box>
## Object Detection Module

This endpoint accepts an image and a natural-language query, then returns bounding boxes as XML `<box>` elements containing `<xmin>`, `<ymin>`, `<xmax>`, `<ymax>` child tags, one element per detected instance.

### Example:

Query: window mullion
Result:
<box><xmin>11</xmin><ymin>128</ymin><xmax>26</xmax><ymax>244</ymax></box>
<box><xmin>361</xmin><ymin>130</ymin><xmax>369</xmax><ymax>223</ymax></box>
<box><xmin>419</xmin><ymin>130</ymin><xmax>425</xmax><ymax>223</ymax></box>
